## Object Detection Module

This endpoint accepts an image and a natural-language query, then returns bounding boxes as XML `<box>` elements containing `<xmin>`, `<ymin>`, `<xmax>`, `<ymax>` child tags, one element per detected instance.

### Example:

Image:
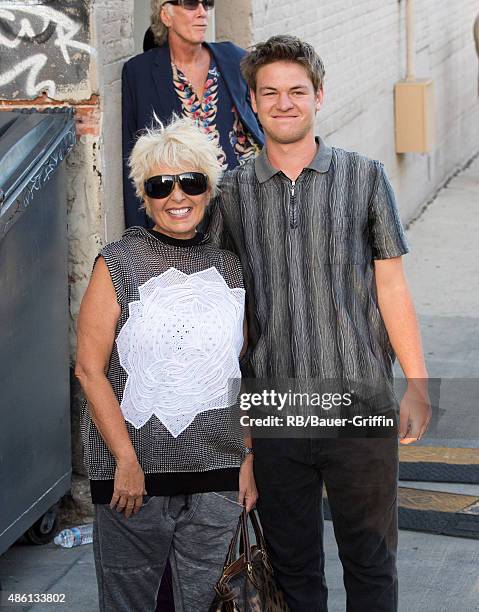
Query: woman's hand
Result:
<box><xmin>238</xmin><ymin>456</ymin><xmax>258</xmax><ymax>512</ymax></box>
<box><xmin>110</xmin><ymin>457</ymin><xmax>146</xmax><ymax>519</ymax></box>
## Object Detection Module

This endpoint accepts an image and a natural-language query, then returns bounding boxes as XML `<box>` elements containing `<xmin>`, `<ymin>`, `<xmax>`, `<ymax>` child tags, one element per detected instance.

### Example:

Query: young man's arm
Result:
<box><xmin>369</xmin><ymin>163</ymin><xmax>431</xmax><ymax>443</ymax></box>
<box><xmin>375</xmin><ymin>257</ymin><xmax>431</xmax><ymax>443</ymax></box>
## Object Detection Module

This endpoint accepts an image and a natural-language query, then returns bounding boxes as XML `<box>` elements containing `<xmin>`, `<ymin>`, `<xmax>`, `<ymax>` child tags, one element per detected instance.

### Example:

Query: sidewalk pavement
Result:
<box><xmin>403</xmin><ymin>155</ymin><xmax>479</xmax><ymax>380</ymax></box>
<box><xmin>1</xmin><ymin>155</ymin><xmax>478</xmax><ymax>612</ymax></box>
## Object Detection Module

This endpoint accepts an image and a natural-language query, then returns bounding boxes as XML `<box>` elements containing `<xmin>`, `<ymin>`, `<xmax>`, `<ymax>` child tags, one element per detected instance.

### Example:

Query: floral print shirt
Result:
<box><xmin>171</xmin><ymin>62</ymin><xmax>260</xmax><ymax>169</ymax></box>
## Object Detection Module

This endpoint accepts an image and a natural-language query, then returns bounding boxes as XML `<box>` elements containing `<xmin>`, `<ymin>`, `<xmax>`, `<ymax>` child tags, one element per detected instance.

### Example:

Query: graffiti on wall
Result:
<box><xmin>0</xmin><ymin>0</ymin><xmax>94</xmax><ymax>99</ymax></box>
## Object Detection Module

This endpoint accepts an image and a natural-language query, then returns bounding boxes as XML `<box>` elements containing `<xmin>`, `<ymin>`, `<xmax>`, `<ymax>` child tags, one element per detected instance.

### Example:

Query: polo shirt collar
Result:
<box><xmin>254</xmin><ymin>137</ymin><xmax>333</xmax><ymax>183</ymax></box>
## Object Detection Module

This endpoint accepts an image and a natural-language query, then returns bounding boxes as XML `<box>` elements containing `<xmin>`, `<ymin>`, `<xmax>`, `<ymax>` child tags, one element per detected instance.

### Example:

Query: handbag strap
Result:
<box><xmin>224</xmin><ymin>508</ymin><xmax>252</xmax><ymax>567</ymax></box>
<box><xmin>248</xmin><ymin>508</ymin><xmax>267</xmax><ymax>551</ymax></box>
<box><xmin>224</xmin><ymin>512</ymin><xmax>242</xmax><ymax>567</ymax></box>
<box><xmin>240</xmin><ymin>508</ymin><xmax>252</xmax><ymax>565</ymax></box>
<box><xmin>223</xmin><ymin>508</ymin><xmax>270</xmax><ymax>569</ymax></box>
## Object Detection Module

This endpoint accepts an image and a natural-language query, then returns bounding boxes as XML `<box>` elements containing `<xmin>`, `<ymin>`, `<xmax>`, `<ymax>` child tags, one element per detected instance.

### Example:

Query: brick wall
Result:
<box><xmin>248</xmin><ymin>0</ymin><xmax>479</xmax><ymax>220</ymax></box>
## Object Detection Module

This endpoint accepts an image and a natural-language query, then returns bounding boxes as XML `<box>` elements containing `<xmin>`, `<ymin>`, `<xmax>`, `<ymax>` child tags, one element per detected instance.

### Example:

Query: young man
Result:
<box><xmin>210</xmin><ymin>35</ymin><xmax>431</xmax><ymax>612</ymax></box>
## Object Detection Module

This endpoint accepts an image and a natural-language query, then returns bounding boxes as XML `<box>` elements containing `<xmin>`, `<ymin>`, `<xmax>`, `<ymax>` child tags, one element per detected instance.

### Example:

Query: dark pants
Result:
<box><xmin>253</xmin><ymin>435</ymin><xmax>399</xmax><ymax>612</ymax></box>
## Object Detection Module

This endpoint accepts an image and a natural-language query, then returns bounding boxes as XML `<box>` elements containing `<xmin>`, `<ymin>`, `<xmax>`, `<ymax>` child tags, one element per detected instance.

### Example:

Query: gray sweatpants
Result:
<box><xmin>93</xmin><ymin>491</ymin><xmax>242</xmax><ymax>612</ymax></box>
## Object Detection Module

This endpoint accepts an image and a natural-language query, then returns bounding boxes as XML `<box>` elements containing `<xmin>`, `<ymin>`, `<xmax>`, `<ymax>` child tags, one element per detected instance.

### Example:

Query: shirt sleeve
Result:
<box><xmin>369</xmin><ymin>163</ymin><xmax>410</xmax><ymax>259</ymax></box>
<box><xmin>205</xmin><ymin>170</ymin><xmax>240</xmax><ymax>254</ymax></box>
<box><xmin>204</xmin><ymin>195</ymin><xmax>225</xmax><ymax>248</ymax></box>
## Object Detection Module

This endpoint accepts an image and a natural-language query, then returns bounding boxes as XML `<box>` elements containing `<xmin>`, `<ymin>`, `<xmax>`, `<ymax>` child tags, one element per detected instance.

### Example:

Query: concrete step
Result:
<box><xmin>399</xmin><ymin>446</ymin><xmax>479</xmax><ymax>484</ymax></box>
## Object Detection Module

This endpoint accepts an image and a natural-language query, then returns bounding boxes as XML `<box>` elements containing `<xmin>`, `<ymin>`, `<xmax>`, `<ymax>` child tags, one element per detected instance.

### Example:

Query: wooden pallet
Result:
<box><xmin>399</xmin><ymin>446</ymin><xmax>479</xmax><ymax>484</ymax></box>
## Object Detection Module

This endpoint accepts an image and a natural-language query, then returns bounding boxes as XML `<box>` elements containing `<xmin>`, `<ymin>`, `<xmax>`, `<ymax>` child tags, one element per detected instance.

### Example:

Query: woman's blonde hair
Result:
<box><xmin>150</xmin><ymin>0</ymin><xmax>170</xmax><ymax>46</ymax></box>
<box><xmin>129</xmin><ymin>115</ymin><xmax>223</xmax><ymax>217</ymax></box>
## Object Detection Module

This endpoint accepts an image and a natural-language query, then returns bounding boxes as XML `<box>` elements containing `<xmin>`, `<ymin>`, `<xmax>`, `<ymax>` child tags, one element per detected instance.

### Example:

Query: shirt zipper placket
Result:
<box><xmin>289</xmin><ymin>180</ymin><xmax>298</xmax><ymax>229</ymax></box>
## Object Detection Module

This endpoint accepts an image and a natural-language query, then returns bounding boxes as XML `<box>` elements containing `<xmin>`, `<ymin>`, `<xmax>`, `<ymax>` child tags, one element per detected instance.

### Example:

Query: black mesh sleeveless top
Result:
<box><xmin>80</xmin><ymin>227</ymin><xmax>246</xmax><ymax>503</ymax></box>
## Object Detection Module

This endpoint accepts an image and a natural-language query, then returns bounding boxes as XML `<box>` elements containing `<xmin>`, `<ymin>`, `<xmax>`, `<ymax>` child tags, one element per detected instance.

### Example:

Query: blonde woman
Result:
<box><xmin>76</xmin><ymin>117</ymin><xmax>257</xmax><ymax>612</ymax></box>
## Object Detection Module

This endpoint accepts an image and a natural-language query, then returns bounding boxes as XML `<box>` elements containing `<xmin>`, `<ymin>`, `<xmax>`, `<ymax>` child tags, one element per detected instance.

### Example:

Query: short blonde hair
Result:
<box><xmin>129</xmin><ymin>116</ymin><xmax>223</xmax><ymax>217</ymax></box>
<box><xmin>151</xmin><ymin>0</ymin><xmax>170</xmax><ymax>46</ymax></box>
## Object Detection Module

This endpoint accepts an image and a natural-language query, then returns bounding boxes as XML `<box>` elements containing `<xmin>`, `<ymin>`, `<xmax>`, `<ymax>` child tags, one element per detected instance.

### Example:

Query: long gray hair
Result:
<box><xmin>150</xmin><ymin>0</ymin><xmax>170</xmax><ymax>46</ymax></box>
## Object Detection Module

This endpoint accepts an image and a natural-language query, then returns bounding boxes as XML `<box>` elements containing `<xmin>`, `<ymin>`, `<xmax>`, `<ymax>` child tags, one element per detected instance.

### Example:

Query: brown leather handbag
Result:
<box><xmin>208</xmin><ymin>509</ymin><xmax>290</xmax><ymax>612</ymax></box>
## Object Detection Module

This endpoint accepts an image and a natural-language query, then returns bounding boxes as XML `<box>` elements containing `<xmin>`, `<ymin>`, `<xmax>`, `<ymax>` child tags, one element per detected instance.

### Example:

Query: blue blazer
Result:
<box><xmin>122</xmin><ymin>41</ymin><xmax>264</xmax><ymax>228</ymax></box>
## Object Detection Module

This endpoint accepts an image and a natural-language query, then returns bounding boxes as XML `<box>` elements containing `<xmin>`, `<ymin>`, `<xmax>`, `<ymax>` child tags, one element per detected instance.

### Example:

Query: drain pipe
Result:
<box><xmin>406</xmin><ymin>0</ymin><xmax>415</xmax><ymax>81</ymax></box>
<box><xmin>474</xmin><ymin>13</ymin><xmax>479</xmax><ymax>95</ymax></box>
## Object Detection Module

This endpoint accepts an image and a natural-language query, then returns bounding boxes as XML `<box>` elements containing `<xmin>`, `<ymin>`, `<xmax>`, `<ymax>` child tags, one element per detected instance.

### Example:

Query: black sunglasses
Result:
<box><xmin>144</xmin><ymin>172</ymin><xmax>209</xmax><ymax>199</ymax></box>
<box><xmin>164</xmin><ymin>0</ymin><xmax>215</xmax><ymax>11</ymax></box>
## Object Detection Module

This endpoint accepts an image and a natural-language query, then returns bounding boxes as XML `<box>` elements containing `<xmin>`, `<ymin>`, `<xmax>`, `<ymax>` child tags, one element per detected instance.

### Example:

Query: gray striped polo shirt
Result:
<box><xmin>210</xmin><ymin>138</ymin><xmax>409</xmax><ymax>400</ymax></box>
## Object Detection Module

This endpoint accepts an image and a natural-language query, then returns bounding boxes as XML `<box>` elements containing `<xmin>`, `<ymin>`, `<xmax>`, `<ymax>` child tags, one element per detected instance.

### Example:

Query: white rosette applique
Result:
<box><xmin>116</xmin><ymin>267</ymin><xmax>245</xmax><ymax>437</ymax></box>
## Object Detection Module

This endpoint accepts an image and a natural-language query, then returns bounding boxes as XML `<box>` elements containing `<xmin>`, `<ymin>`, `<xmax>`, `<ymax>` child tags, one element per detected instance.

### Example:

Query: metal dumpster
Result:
<box><xmin>0</xmin><ymin>108</ymin><xmax>76</xmax><ymax>553</ymax></box>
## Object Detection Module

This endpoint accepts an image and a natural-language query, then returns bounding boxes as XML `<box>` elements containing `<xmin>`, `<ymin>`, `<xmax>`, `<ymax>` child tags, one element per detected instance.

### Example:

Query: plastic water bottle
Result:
<box><xmin>53</xmin><ymin>523</ymin><xmax>93</xmax><ymax>548</ymax></box>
